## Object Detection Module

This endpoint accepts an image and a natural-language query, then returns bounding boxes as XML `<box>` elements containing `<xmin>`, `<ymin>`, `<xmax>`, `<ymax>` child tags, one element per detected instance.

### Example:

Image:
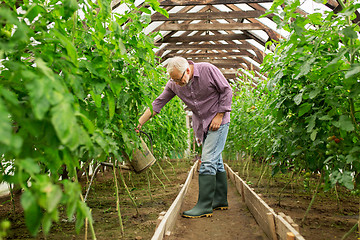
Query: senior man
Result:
<box><xmin>136</xmin><ymin>56</ymin><xmax>232</xmax><ymax>218</ymax></box>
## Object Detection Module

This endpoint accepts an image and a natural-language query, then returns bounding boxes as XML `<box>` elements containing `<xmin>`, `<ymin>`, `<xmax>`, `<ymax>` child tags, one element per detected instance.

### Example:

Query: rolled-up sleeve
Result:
<box><xmin>209</xmin><ymin>66</ymin><xmax>232</xmax><ymax>113</ymax></box>
<box><xmin>152</xmin><ymin>82</ymin><xmax>176</xmax><ymax>113</ymax></box>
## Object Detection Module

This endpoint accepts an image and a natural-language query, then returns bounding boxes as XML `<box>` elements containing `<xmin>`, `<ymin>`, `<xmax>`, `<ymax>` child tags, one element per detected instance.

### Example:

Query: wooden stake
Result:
<box><xmin>286</xmin><ymin>232</ymin><xmax>295</xmax><ymax>240</ymax></box>
<box><xmin>266</xmin><ymin>212</ymin><xmax>278</xmax><ymax>240</ymax></box>
<box><xmin>85</xmin><ymin>217</ymin><xmax>88</xmax><ymax>240</ymax></box>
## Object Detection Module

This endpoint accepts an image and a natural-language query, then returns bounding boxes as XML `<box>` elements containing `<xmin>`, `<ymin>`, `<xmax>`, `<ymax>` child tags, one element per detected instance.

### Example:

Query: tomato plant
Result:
<box><xmin>226</xmin><ymin>0</ymin><xmax>360</xmax><ymax>191</ymax></box>
<box><xmin>0</xmin><ymin>0</ymin><xmax>187</xmax><ymax>237</ymax></box>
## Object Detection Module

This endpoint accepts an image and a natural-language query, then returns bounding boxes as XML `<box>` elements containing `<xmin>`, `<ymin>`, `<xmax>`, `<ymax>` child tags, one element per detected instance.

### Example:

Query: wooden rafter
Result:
<box><xmin>158</xmin><ymin>22</ymin><xmax>266</xmax><ymax>31</ymax></box>
<box><xmin>159</xmin><ymin>0</ymin><xmax>273</xmax><ymax>6</ymax></box>
<box><xmin>151</xmin><ymin>10</ymin><xmax>265</xmax><ymax>21</ymax></box>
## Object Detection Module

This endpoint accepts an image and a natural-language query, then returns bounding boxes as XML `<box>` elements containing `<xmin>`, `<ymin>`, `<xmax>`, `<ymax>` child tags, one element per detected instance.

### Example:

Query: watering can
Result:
<box><xmin>128</xmin><ymin>131</ymin><xmax>156</xmax><ymax>173</ymax></box>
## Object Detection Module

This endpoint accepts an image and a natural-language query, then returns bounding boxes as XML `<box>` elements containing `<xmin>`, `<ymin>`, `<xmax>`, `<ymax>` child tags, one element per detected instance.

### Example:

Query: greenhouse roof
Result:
<box><xmin>112</xmin><ymin>0</ymin><xmax>359</xmax><ymax>84</ymax></box>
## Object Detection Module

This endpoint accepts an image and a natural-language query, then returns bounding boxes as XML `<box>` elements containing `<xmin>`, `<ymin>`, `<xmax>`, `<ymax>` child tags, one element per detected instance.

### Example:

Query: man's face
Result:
<box><xmin>170</xmin><ymin>67</ymin><xmax>189</xmax><ymax>87</ymax></box>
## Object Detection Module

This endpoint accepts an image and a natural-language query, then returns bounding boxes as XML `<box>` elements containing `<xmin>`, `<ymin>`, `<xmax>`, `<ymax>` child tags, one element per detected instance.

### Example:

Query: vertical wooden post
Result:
<box><xmin>267</xmin><ymin>212</ymin><xmax>278</xmax><ymax>240</ymax></box>
<box><xmin>240</xmin><ymin>180</ymin><xmax>245</xmax><ymax>202</ymax></box>
<box><xmin>286</xmin><ymin>232</ymin><xmax>295</xmax><ymax>240</ymax></box>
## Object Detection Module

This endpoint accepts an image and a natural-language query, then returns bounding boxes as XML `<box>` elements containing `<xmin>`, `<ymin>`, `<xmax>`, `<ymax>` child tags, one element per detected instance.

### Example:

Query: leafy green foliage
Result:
<box><xmin>0</xmin><ymin>0</ymin><xmax>186</xmax><ymax>236</ymax></box>
<box><xmin>226</xmin><ymin>0</ymin><xmax>360</xmax><ymax>191</ymax></box>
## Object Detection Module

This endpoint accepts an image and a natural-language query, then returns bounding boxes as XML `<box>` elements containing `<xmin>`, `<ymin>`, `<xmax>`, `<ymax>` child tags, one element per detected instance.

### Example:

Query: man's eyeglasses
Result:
<box><xmin>171</xmin><ymin>70</ymin><xmax>186</xmax><ymax>83</ymax></box>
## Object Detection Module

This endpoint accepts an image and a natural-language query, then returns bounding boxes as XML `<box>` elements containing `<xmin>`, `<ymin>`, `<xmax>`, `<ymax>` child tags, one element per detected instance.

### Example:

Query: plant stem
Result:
<box><xmin>112</xmin><ymin>162</ymin><xmax>124</xmax><ymax>235</ymax></box>
<box><xmin>165</xmin><ymin>158</ymin><xmax>175</xmax><ymax>175</ymax></box>
<box><xmin>149</xmin><ymin>167</ymin><xmax>166</xmax><ymax>189</ymax></box>
<box><xmin>301</xmin><ymin>172</ymin><xmax>322</xmax><ymax>226</ymax></box>
<box><xmin>277</xmin><ymin>172</ymin><xmax>293</xmax><ymax>207</ymax></box>
<box><xmin>146</xmin><ymin>170</ymin><xmax>153</xmax><ymax>201</ymax></box>
<box><xmin>334</xmin><ymin>184</ymin><xmax>343</xmax><ymax>212</ymax></box>
<box><xmin>8</xmin><ymin>184</ymin><xmax>15</xmax><ymax>214</ymax></box>
<box><xmin>75</xmin><ymin>168</ymin><xmax>97</xmax><ymax>240</ymax></box>
<box><xmin>349</xmin><ymin>98</ymin><xmax>360</xmax><ymax>136</ymax></box>
<box><xmin>118</xmin><ymin>168</ymin><xmax>139</xmax><ymax>215</ymax></box>
<box><xmin>341</xmin><ymin>223</ymin><xmax>358</xmax><ymax>240</ymax></box>
<box><xmin>156</xmin><ymin>162</ymin><xmax>171</xmax><ymax>183</ymax></box>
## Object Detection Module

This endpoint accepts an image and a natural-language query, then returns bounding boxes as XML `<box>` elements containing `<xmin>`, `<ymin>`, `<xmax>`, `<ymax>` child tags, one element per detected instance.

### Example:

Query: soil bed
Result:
<box><xmin>0</xmin><ymin>159</ymin><xmax>193</xmax><ymax>240</ymax></box>
<box><xmin>1</xmin><ymin>158</ymin><xmax>359</xmax><ymax>240</ymax></box>
<box><xmin>226</xmin><ymin>159</ymin><xmax>360</xmax><ymax>240</ymax></box>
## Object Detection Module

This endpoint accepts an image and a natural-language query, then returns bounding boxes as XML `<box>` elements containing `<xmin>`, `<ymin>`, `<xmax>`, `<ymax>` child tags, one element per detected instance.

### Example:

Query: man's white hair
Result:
<box><xmin>167</xmin><ymin>56</ymin><xmax>189</xmax><ymax>75</ymax></box>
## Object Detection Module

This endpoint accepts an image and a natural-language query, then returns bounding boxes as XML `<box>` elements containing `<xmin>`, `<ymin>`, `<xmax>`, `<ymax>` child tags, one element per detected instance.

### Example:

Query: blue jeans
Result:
<box><xmin>199</xmin><ymin>123</ymin><xmax>229</xmax><ymax>175</ymax></box>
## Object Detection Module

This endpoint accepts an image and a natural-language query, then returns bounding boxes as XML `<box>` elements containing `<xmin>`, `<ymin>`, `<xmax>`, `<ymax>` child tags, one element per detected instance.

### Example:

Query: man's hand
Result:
<box><xmin>135</xmin><ymin>124</ymin><xmax>142</xmax><ymax>133</ymax></box>
<box><xmin>209</xmin><ymin>113</ymin><xmax>224</xmax><ymax>131</ymax></box>
<box><xmin>136</xmin><ymin>108</ymin><xmax>157</xmax><ymax>133</ymax></box>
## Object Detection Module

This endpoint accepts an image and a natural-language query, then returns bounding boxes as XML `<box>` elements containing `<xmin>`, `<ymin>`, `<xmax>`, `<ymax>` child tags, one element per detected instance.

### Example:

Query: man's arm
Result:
<box><xmin>136</xmin><ymin>108</ymin><xmax>157</xmax><ymax>132</ymax></box>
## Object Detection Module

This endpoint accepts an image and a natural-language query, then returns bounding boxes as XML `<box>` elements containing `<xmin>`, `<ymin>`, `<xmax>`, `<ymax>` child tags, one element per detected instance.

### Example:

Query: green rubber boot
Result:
<box><xmin>182</xmin><ymin>174</ymin><xmax>216</xmax><ymax>218</ymax></box>
<box><xmin>212</xmin><ymin>171</ymin><xmax>229</xmax><ymax>210</ymax></box>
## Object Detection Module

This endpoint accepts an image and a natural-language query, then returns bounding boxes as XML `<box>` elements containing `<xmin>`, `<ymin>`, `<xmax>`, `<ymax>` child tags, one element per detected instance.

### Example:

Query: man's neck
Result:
<box><xmin>189</xmin><ymin>64</ymin><xmax>194</xmax><ymax>79</ymax></box>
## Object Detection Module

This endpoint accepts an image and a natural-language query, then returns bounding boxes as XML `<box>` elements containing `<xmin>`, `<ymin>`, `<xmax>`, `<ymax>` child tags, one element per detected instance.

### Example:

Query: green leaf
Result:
<box><xmin>346</xmin><ymin>154</ymin><xmax>356</xmax><ymax>164</ymax></box>
<box><xmin>21</xmin><ymin>191</ymin><xmax>42</xmax><ymax>236</ymax></box>
<box><xmin>24</xmin><ymin>4</ymin><xmax>45</xmax><ymax>23</ymax></box>
<box><xmin>76</xmin><ymin>113</ymin><xmax>95</xmax><ymax>134</ymax></box>
<box><xmin>294</xmin><ymin>57</ymin><xmax>315</xmax><ymax>80</ymax></box>
<box><xmin>319</xmin><ymin>115</ymin><xmax>332</xmax><ymax>121</ymax></box>
<box><xmin>51</xmin><ymin>100</ymin><xmax>79</xmax><ymax>150</ymax></box>
<box><xmin>308</xmin><ymin>12</ymin><xmax>322</xmax><ymax>25</ymax></box>
<box><xmin>0</xmin><ymin>99</ymin><xmax>13</xmax><ymax>146</ymax></box>
<box><xmin>309</xmin><ymin>88</ymin><xmax>321</xmax><ymax>99</ymax></box>
<box><xmin>293</xmin><ymin>92</ymin><xmax>303</xmax><ymax>105</ymax></box>
<box><xmin>18</xmin><ymin>158</ymin><xmax>40</xmax><ymax>175</ymax></box>
<box><xmin>307</xmin><ymin>114</ymin><xmax>316</xmax><ymax>132</ymax></box>
<box><xmin>342</xmin><ymin>26</ymin><xmax>357</xmax><ymax>39</ymax></box>
<box><xmin>118</xmin><ymin>39</ymin><xmax>126</xmax><ymax>55</ymax></box>
<box><xmin>340</xmin><ymin>171</ymin><xmax>354</xmax><ymax>190</ymax></box>
<box><xmin>47</xmin><ymin>184</ymin><xmax>62</xmax><ymax>212</ymax></box>
<box><xmin>107</xmin><ymin>91</ymin><xmax>115</xmax><ymax>120</ymax></box>
<box><xmin>310</xmin><ymin>129</ymin><xmax>317</xmax><ymax>141</ymax></box>
<box><xmin>63</xmin><ymin>180</ymin><xmax>81</xmax><ymax>220</ymax></box>
<box><xmin>35</xmin><ymin>58</ymin><xmax>56</xmax><ymax>82</ymax></box>
<box><xmin>338</xmin><ymin>115</ymin><xmax>355</xmax><ymax>132</ymax></box>
<box><xmin>25</xmin><ymin>75</ymin><xmax>51</xmax><ymax>120</ymax></box>
<box><xmin>291</xmin><ymin>149</ymin><xmax>302</xmax><ymax>156</ymax></box>
<box><xmin>52</xmin><ymin>29</ymin><xmax>78</xmax><ymax>66</ymax></box>
<box><xmin>298</xmin><ymin>102</ymin><xmax>312</xmax><ymax>117</ymax></box>
<box><xmin>0</xmin><ymin>86</ymin><xmax>19</xmax><ymax>106</ymax></box>
<box><xmin>42</xmin><ymin>211</ymin><xmax>53</xmax><ymax>234</ymax></box>
<box><xmin>147</xmin><ymin>0</ymin><xmax>169</xmax><ymax>18</ymax></box>
<box><xmin>75</xmin><ymin>201</ymin><xmax>92</xmax><ymax>233</ymax></box>
<box><xmin>345</xmin><ymin>63</ymin><xmax>360</xmax><ymax>79</ymax></box>
<box><xmin>139</xmin><ymin>7</ymin><xmax>152</xmax><ymax>14</ymax></box>
<box><xmin>64</xmin><ymin>0</ymin><xmax>79</xmax><ymax>19</ymax></box>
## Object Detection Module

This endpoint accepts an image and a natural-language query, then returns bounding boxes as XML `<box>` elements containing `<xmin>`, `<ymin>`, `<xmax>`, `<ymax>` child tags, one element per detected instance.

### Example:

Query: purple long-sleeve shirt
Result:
<box><xmin>152</xmin><ymin>61</ymin><xmax>232</xmax><ymax>144</ymax></box>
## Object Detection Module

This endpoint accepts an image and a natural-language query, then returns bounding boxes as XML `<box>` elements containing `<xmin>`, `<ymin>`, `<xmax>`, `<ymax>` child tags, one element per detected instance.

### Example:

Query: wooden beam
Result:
<box><xmin>151</xmin><ymin>10</ymin><xmax>264</xmax><ymax>21</ymax></box>
<box><xmin>164</xmin><ymin>43</ymin><xmax>251</xmax><ymax>50</ymax></box>
<box><xmin>223</xmin><ymin>73</ymin><xmax>241</xmax><ymax>79</ymax></box>
<box><xmin>160</xmin><ymin>48</ymin><xmax>261</xmax><ymax>64</ymax></box>
<box><xmin>226</xmin><ymin>4</ymin><xmax>281</xmax><ymax>42</ymax></box>
<box><xmin>159</xmin><ymin>0</ymin><xmax>274</xmax><ymax>6</ymax></box>
<box><xmin>158</xmin><ymin>22</ymin><xmax>265</xmax><ymax>31</ymax></box>
<box><xmin>165</xmin><ymin>51</ymin><xmax>250</xmax><ymax>58</ymax></box>
<box><xmin>196</xmin><ymin>59</ymin><xmax>245</xmax><ymax>68</ymax></box>
<box><xmin>155</xmin><ymin>33</ymin><xmax>250</xmax><ymax>45</ymax></box>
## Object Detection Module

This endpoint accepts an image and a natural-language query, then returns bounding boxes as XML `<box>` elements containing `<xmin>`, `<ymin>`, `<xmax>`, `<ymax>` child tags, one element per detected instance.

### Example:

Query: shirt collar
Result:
<box><xmin>187</xmin><ymin>60</ymin><xmax>198</xmax><ymax>86</ymax></box>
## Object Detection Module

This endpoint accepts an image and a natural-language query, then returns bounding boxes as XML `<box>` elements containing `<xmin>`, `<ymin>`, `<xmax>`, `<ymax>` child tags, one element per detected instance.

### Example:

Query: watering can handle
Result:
<box><xmin>138</xmin><ymin>130</ymin><xmax>153</xmax><ymax>153</ymax></box>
